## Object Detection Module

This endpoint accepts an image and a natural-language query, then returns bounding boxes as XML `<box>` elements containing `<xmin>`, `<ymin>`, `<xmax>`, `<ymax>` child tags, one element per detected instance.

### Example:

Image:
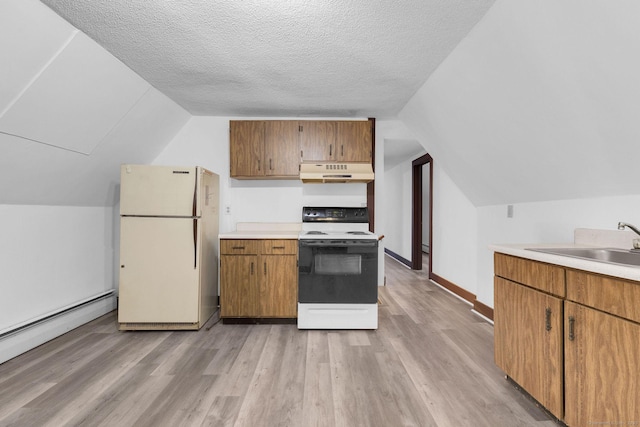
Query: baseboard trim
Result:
<box><xmin>384</xmin><ymin>248</ymin><xmax>411</xmax><ymax>268</ymax></box>
<box><xmin>429</xmin><ymin>272</ymin><xmax>475</xmax><ymax>304</ymax></box>
<box><xmin>473</xmin><ymin>299</ymin><xmax>494</xmax><ymax>321</ymax></box>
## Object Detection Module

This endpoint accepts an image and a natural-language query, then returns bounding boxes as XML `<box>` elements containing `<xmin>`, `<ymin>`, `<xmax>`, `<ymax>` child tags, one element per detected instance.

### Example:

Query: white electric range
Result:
<box><xmin>297</xmin><ymin>207</ymin><xmax>379</xmax><ymax>329</ymax></box>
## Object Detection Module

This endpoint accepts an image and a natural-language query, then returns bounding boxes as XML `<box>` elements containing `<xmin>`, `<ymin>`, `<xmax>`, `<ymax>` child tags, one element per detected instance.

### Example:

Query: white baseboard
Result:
<box><xmin>0</xmin><ymin>294</ymin><xmax>117</xmax><ymax>365</ymax></box>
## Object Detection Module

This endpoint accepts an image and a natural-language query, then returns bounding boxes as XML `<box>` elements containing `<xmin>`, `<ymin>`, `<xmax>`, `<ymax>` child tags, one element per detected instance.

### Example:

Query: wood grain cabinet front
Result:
<box><xmin>299</xmin><ymin>120</ymin><xmax>372</xmax><ymax>163</ymax></box>
<box><xmin>494</xmin><ymin>252</ymin><xmax>640</xmax><ymax>426</ymax></box>
<box><xmin>230</xmin><ymin>120</ymin><xmax>299</xmax><ymax>179</ymax></box>
<box><xmin>564</xmin><ymin>272</ymin><xmax>640</xmax><ymax>427</ymax></box>
<box><xmin>494</xmin><ymin>256</ymin><xmax>564</xmax><ymax>419</ymax></box>
<box><xmin>220</xmin><ymin>239</ymin><xmax>298</xmax><ymax>319</ymax></box>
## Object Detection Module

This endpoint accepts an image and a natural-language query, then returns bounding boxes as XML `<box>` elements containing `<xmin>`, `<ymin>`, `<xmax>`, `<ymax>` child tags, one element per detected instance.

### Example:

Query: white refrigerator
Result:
<box><xmin>118</xmin><ymin>164</ymin><xmax>219</xmax><ymax>330</ymax></box>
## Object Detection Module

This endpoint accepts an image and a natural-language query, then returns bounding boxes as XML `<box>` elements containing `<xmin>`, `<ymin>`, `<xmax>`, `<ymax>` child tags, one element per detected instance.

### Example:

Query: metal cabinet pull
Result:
<box><xmin>232</xmin><ymin>246</ymin><xmax>245</xmax><ymax>250</ymax></box>
<box><xmin>264</xmin><ymin>262</ymin><xmax>267</xmax><ymax>274</ymax></box>
<box><xmin>269</xmin><ymin>158</ymin><xmax>273</xmax><ymax>170</ymax></box>
<box><xmin>258</xmin><ymin>159</ymin><xmax>261</xmax><ymax>171</ymax></box>
<box><xmin>329</xmin><ymin>144</ymin><xmax>333</xmax><ymax>156</ymax></box>
<box><xmin>568</xmin><ymin>316</ymin><xmax>575</xmax><ymax>341</ymax></box>
<box><xmin>251</xmin><ymin>262</ymin><xmax>254</xmax><ymax>275</ymax></box>
<box><xmin>272</xmin><ymin>246</ymin><xmax>285</xmax><ymax>250</ymax></box>
<box><xmin>341</xmin><ymin>145</ymin><xmax>344</xmax><ymax>157</ymax></box>
<box><xmin>545</xmin><ymin>307</ymin><xmax>552</xmax><ymax>331</ymax></box>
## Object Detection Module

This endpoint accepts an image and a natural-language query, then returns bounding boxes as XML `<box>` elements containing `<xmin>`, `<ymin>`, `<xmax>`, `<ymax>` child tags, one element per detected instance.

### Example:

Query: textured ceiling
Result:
<box><xmin>40</xmin><ymin>0</ymin><xmax>496</xmax><ymax>118</ymax></box>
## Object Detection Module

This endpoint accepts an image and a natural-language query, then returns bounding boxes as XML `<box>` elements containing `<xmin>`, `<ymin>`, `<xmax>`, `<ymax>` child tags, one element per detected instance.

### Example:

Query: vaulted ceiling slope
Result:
<box><xmin>0</xmin><ymin>0</ymin><xmax>189</xmax><ymax>206</ymax></box>
<box><xmin>400</xmin><ymin>0</ymin><xmax>640</xmax><ymax>207</ymax></box>
<box><xmin>39</xmin><ymin>0</ymin><xmax>496</xmax><ymax>118</ymax></box>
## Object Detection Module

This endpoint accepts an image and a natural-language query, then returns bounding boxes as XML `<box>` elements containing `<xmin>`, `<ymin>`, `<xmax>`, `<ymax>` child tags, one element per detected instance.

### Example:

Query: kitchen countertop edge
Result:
<box><xmin>220</xmin><ymin>231</ymin><xmax>300</xmax><ymax>239</ymax></box>
<box><xmin>490</xmin><ymin>243</ymin><xmax>640</xmax><ymax>282</ymax></box>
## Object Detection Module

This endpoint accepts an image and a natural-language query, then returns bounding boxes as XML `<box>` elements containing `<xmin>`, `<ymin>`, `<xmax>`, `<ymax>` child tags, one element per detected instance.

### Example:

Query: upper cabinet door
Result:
<box><xmin>230</xmin><ymin>121</ymin><xmax>265</xmax><ymax>177</ymax></box>
<box><xmin>120</xmin><ymin>164</ymin><xmax>198</xmax><ymax>217</ymax></box>
<box><xmin>299</xmin><ymin>121</ymin><xmax>337</xmax><ymax>162</ymax></box>
<box><xmin>264</xmin><ymin>121</ymin><xmax>300</xmax><ymax>177</ymax></box>
<box><xmin>336</xmin><ymin>121</ymin><xmax>372</xmax><ymax>162</ymax></box>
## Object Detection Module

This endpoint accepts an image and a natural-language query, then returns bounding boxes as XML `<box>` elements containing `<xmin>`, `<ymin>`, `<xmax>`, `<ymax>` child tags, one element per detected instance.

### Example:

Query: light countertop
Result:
<box><xmin>219</xmin><ymin>222</ymin><xmax>301</xmax><ymax>240</ymax></box>
<box><xmin>490</xmin><ymin>242</ymin><xmax>640</xmax><ymax>282</ymax></box>
<box><xmin>219</xmin><ymin>230</ymin><xmax>300</xmax><ymax>239</ymax></box>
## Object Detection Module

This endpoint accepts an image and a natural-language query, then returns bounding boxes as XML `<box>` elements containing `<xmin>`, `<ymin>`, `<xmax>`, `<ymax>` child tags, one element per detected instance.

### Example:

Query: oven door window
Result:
<box><xmin>315</xmin><ymin>254</ymin><xmax>361</xmax><ymax>275</ymax></box>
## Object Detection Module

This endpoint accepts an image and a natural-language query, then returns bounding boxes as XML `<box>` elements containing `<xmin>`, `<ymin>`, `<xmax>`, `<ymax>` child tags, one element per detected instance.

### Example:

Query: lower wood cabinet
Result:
<box><xmin>220</xmin><ymin>239</ymin><xmax>297</xmax><ymax>318</ymax></box>
<box><xmin>495</xmin><ymin>252</ymin><xmax>640</xmax><ymax>426</ymax></box>
<box><xmin>494</xmin><ymin>276</ymin><xmax>564</xmax><ymax>419</ymax></box>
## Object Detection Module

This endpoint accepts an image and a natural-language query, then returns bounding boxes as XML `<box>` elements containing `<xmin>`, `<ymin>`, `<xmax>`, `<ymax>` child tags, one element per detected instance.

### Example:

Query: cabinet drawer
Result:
<box><xmin>261</xmin><ymin>239</ymin><xmax>297</xmax><ymax>255</ymax></box>
<box><xmin>220</xmin><ymin>239</ymin><xmax>259</xmax><ymax>255</ymax></box>
<box><xmin>566</xmin><ymin>269</ymin><xmax>640</xmax><ymax>324</ymax></box>
<box><xmin>494</xmin><ymin>253</ymin><xmax>565</xmax><ymax>297</ymax></box>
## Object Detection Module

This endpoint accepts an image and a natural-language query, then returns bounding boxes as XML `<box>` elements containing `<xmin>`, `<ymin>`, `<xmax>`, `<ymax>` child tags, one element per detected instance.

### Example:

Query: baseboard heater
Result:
<box><xmin>0</xmin><ymin>290</ymin><xmax>115</xmax><ymax>340</ymax></box>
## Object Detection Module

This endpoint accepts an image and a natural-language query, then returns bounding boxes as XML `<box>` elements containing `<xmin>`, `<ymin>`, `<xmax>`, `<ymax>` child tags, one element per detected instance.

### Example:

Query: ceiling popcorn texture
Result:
<box><xmin>40</xmin><ymin>0</ymin><xmax>496</xmax><ymax>118</ymax></box>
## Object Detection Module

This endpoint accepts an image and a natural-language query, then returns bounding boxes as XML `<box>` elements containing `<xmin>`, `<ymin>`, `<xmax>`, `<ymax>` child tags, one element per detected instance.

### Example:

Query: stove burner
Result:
<box><xmin>306</xmin><ymin>231</ymin><xmax>327</xmax><ymax>235</ymax></box>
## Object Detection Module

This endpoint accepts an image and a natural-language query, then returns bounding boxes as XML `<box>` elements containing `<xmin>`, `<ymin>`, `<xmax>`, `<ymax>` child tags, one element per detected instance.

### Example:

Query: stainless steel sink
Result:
<box><xmin>526</xmin><ymin>247</ymin><xmax>640</xmax><ymax>267</ymax></box>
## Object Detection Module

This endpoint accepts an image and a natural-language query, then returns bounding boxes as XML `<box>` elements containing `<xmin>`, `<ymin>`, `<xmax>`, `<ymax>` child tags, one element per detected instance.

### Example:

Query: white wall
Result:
<box><xmin>383</xmin><ymin>159</ymin><xmax>413</xmax><ymax>261</ymax></box>
<box><xmin>476</xmin><ymin>194</ymin><xmax>640</xmax><ymax>307</ymax></box>
<box><xmin>0</xmin><ymin>205</ymin><xmax>115</xmax><ymax>331</ymax></box>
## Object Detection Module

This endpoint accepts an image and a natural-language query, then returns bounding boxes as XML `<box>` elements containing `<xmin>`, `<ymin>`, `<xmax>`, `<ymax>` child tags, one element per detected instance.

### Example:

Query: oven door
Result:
<box><xmin>298</xmin><ymin>239</ymin><xmax>378</xmax><ymax>304</ymax></box>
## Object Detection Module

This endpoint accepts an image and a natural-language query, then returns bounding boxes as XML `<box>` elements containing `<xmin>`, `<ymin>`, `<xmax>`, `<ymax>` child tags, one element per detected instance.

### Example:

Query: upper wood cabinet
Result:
<box><xmin>299</xmin><ymin>120</ymin><xmax>372</xmax><ymax>163</ymax></box>
<box><xmin>299</xmin><ymin>121</ymin><xmax>336</xmax><ymax>162</ymax></box>
<box><xmin>336</xmin><ymin>120</ymin><xmax>372</xmax><ymax>162</ymax></box>
<box><xmin>230</xmin><ymin>120</ymin><xmax>264</xmax><ymax>178</ymax></box>
<box><xmin>230</xmin><ymin>119</ymin><xmax>374</xmax><ymax>179</ymax></box>
<box><xmin>230</xmin><ymin>120</ymin><xmax>299</xmax><ymax>179</ymax></box>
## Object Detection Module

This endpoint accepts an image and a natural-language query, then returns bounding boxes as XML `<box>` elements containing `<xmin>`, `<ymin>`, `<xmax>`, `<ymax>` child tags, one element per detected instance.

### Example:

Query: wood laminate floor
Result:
<box><xmin>0</xmin><ymin>255</ymin><xmax>559</xmax><ymax>427</ymax></box>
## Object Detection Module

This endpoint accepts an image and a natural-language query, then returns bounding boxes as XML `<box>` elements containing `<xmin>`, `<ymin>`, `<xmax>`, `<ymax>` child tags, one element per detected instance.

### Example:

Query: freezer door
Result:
<box><xmin>120</xmin><ymin>164</ymin><xmax>200</xmax><ymax>217</ymax></box>
<box><xmin>118</xmin><ymin>216</ymin><xmax>200</xmax><ymax>323</ymax></box>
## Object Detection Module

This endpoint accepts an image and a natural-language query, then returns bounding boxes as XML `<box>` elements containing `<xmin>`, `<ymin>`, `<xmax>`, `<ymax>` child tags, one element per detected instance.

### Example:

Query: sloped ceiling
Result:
<box><xmin>400</xmin><ymin>0</ymin><xmax>640</xmax><ymax>206</ymax></box>
<box><xmin>39</xmin><ymin>0</ymin><xmax>496</xmax><ymax>118</ymax></box>
<box><xmin>0</xmin><ymin>0</ymin><xmax>190</xmax><ymax>206</ymax></box>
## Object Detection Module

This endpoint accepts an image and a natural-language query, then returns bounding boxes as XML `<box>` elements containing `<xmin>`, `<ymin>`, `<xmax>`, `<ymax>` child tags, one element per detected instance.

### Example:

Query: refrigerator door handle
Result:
<box><xmin>193</xmin><ymin>219</ymin><xmax>198</xmax><ymax>269</ymax></box>
<box><xmin>192</xmin><ymin>172</ymin><xmax>198</xmax><ymax>217</ymax></box>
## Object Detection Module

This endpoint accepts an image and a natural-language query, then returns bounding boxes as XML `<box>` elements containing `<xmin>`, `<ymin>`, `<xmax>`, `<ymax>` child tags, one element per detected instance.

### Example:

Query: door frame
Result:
<box><xmin>411</xmin><ymin>154</ymin><xmax>433</xmax><ymax>274</ymax></box>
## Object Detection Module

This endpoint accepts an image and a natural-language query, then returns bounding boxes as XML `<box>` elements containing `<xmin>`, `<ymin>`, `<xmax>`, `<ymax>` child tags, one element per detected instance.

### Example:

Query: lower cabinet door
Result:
<box><xmin>494</xmin><ymin>277</ymin><xmax>564</xmax><ymax>419</ymax></box>
<box><xmin>259</xmin><ymin>255</ymin><xmax>297</xmax><ymax>317</ymax></box>
<box><xmin>564</xmin><ymin>301</ymin><xmax>640</xmax><ymax>427</ymax></box>
<box><xmin>220</xmin><ymin>255</ymin><xmax>259</xmax><ymax>317</ymax></box>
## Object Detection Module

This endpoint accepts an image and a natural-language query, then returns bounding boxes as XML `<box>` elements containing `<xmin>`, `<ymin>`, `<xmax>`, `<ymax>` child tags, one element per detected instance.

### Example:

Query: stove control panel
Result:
<box><xmin>302</xmin><ymin>206</ymin><xmax>369</xmax><ymax>223</ymax></box>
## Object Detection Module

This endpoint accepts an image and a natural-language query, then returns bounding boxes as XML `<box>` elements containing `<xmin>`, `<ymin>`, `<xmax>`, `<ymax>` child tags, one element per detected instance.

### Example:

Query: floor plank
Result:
<box><xmin>0</xmin><ymin>255</ymin><xmax>560</xmax><ymax>427</ymax></box>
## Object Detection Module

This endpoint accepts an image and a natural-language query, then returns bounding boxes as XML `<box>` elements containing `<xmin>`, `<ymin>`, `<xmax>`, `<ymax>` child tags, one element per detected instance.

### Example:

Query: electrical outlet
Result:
<box><xmin>225</xmin><ymin>205</ymin><xmax>231</xmax><ymax>215</ymax></box>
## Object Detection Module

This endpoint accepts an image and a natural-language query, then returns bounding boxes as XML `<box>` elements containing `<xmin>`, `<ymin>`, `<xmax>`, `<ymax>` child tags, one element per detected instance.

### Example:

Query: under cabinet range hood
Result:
<box><xmin>299</xmin><ymin>163</ymin><xmax>374</xmax><ymax>183</ymax></box>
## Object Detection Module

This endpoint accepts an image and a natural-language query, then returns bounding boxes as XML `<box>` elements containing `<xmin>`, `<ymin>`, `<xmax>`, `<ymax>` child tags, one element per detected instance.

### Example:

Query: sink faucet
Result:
<box><xmin>618</xmin><ymin>222</ymin><xmax>640</xmax><ymax>249</ymax></box>
<box><xmin>618</xmin><ymin>222</ymin><xmax>640</xmax><ymax>236</ymax></box>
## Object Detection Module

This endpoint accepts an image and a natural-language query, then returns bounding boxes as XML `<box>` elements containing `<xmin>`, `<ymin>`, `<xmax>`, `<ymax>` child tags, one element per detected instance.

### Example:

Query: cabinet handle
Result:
<box><xmin>272</xmin><ymin>246</ymin><xmax>285</xmax><ymax>250</ymax></box>
<box><xmin>232</xmin><ymin>246</ymin><xmax>245</xmax><ymax>250</ymax></box>
<box><xmin>545</xmin><ymin>307</ymin><xmax>552</xmax><ymax>331</ymax></box>
<box><xmin>258</xmin><ymin>159</ymin><xmax>261</xmax><ymax>171</ymax></box>
<box><xmin>264</xmin><ymin>262</ymin><xmax>267</xmax><ymax>274</ymax></box>
<box><xmin>269</xmin><ymin>158</ymin><xmax>273</xmax><ymax>170</ymax></box>
<box><xmin>329</xmin><ymin>144</ymin><xmax>332</xmax><ymax>156</ymax></box>
<box><xmin>300</xmin><ymin>150</ymin><xmax>303</xmax><ymax>158</ymax></box>
<box><xmin>341</xmin><ymin>145</ymin><xmax>344</xmax><ymax>157</ymax></box>
<box><xmin>251</xmin><ymin>262</ymin><xmax>254</xmax><ymax>275</ymax></box>
<box><xmin>568</xmin><ymin>316</ymin><xmax>575</xmax><ymax>341</ymax></box>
